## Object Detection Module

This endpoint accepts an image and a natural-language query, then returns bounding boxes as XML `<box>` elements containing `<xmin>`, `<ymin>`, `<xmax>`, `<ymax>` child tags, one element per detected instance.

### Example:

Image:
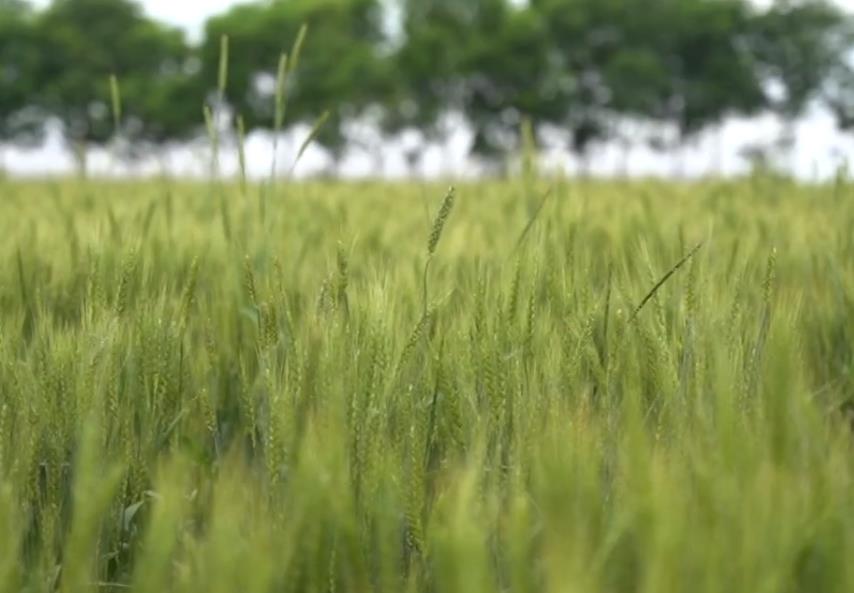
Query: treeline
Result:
<box><xmin>1</xmin><ymin>0</ymin><xmax>852</xmax><ymax>165</ymax></box>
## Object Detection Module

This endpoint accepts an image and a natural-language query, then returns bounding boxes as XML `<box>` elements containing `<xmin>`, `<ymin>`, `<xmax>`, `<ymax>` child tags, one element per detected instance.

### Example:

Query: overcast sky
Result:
<box><xmin>26</xmin><ymin>0</ymin><xmax>239</xmax><ymax>39</ymax></box>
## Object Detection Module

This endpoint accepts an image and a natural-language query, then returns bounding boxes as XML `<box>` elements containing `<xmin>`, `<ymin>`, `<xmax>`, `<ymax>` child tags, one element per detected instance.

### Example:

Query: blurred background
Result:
<box><xmin>1</xmin><ymin>0</ymin><xmax>853</xmax><ymax>180</ymax></box>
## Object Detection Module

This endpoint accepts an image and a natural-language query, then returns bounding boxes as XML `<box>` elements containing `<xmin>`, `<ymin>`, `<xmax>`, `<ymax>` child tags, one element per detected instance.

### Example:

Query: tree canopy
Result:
<box><xmin>1</xmin><ymin>0</ymin><xmax>195</xmax><ymax>154</ymax></box>
<box><xmin>200</xmin><ymin>0</ymin><xmax>390</xmax><ymax>155</ymax></box>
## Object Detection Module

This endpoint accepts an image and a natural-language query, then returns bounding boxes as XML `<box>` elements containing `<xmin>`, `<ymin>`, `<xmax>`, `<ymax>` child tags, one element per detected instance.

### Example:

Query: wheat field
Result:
<box><xmin>0</xmin><ymin>175</ymin><xmax>852</xmax><ymax>592</ymax></box>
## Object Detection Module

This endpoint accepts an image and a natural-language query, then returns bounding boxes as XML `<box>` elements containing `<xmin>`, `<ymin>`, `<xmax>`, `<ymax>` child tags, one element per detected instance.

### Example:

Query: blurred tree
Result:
<box><xmin>1</xmin><ymin>0</ymin><xmax>852</xmax><ymax>176</ymax></box>
<box><xmin>530</xmin><ymin>0</ymin><xmax>769</xmax><ymax>160</ymax></box>
<box><xmin>645</xmin><ymin>1</ymin><xmax>760</xmax><ymax>132</ymax></box>
<box><xmin>0</xmin><ymin>0</ymin><xmax>42</xmax><ymax>145</ymax></box>
<box><xmin>391</xmin><ymin>0</ymin><xmax>505</xmax><ymax>142</ymax></box>
<box><xmin>199</xmin><ymin>0</ymin><xmax>390</xmax><ymax>160</ymax></box>
<box><xmin>32</xmin><ymin>0</ymin><xmax>200</xmax><ymax>170</ymax></box>
<box><xmin>528</xmin><ymin>0</ymin><xmax>624</xmax><ymax>161</ymax></box>
<box><xmin>391</xmin><ymin>0</ymin><xmax>565</xmax><ymax>167</ymax></box>
<box><xmin>750</xmin><ymin>0</ymin><xmax>852</xmax><ymax>119</ymax></box>
<box><xmin>743</xmin><ymin>0</ymin><xmax>853</xmax><ymax>168</ymax></box>
<box><xmin>396</xmin><ymin>0</ymin><xmax>849</xmax><ymax>170</ymax></box>
<box><xmin>823</xmin><ymin>62</ymin><xmax>854</xmax><ymax>132</ymax></box>
<box><xmin>671</xmin><ymin>0</ymin><xmax>767</xmax><ymax>138</ymax></box>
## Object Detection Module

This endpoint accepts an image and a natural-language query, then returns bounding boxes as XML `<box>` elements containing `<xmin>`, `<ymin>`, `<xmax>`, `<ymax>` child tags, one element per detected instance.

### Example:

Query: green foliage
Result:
<box><xmin>599</xmin><ymin>0</ymin><xmax>768</xmax><ymax>138</ymax></box>
<box><xmin>750</xmin><ymin>0</ymin><xmax>854</xmax><ymax>118</ymax></box>
<box><xmin>0</xmin><ymin>3</ymin><xmax>42</xmax><ymax>143</ymax></box>
<box><xmin>0</xmin><ymin>175</ymin><xmax>853</xmax><ymax>592</ymax></box>
<box><xmin>199</xmin><ymin>0</ymin><xmax>389</xmax><ymax>156</ymax></box>
<box><xmin>391</xmin><ymin>0</ymin><xmax>852</xmax><ymax>159</ymax></box>
<box><xmin>34</xmin><ymin>0</ymin><xmax>201</xmax><ymax>147</ymax></box>
<box><xmin>0</xmin><ymin>0</ymin><xmax>202</xmax><ymax>152</ymax></box>
<box><xmin>4</xmin><ymin>0</ymin><xmax>852</xmax><ymax>167</ymax></box>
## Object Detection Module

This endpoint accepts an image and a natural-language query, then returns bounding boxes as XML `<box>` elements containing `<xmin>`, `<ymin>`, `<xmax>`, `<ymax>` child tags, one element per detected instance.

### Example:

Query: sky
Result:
<box><xmin>10</xmin><ymin>0</ymin><xmax>854</xmax><ymax>180</ymax></box>
<box><xmin>27</xmin><ymin>0</ymin><xmax>240</xmax><ymax>39</ymax></box>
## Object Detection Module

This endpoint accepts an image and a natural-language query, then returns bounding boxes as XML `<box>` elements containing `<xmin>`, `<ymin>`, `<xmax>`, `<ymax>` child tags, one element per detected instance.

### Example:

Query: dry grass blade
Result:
<box><xmin>274</xmin><ymin>52</ymin><xmax>289</xmax><ymax>134</ymax></box>
<box><xmin>290</xmin><ymin>110</ymin><xmax>330</xmax><ymax>175</ymax></box>
<box><xmin>512</xmin><ymin>188</ymin><xmax>551</xmax><ymax>255</ymax></box>
<box><xmin>625</xmin><ymin>242</ymin><xmax>704</xmax><ymax>327</ymax></box>
<box><xmin>288</xmin><ymin>24</ymin><xmax>308</xmax><ymax>75</ymax></box>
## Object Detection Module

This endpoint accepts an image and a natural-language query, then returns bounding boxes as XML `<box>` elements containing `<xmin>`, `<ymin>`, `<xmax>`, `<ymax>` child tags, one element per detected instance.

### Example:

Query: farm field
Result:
<box><xmin>0</xmin><ymin>176</ymin><xmax>852</xmax><ymax>593</ymax></box>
